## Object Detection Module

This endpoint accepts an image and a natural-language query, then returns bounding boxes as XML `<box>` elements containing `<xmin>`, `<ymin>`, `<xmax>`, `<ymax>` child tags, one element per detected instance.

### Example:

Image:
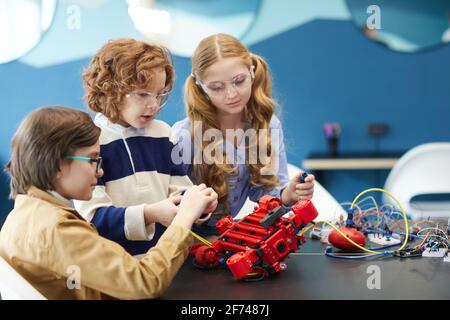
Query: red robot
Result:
<box><xmin>191</xmin><ymin>195</ymin><xmax>319</xmax><ymax>280</ymax></box>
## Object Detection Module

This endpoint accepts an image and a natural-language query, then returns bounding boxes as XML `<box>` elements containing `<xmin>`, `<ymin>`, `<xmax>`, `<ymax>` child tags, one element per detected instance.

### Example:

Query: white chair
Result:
<box><xmin>235</xmin><ymin>163</ymin><xmax>345</xmax><ymax>221</ymax></box>
<box><xmin>383</xmin><ymin>142</ymin><xmax>450</xmax><ymax>220</ymax></box>
<box><xmin>0</xmin><ymin>256</ymin><xmax>46</xmax><ymax>300</ymax></box>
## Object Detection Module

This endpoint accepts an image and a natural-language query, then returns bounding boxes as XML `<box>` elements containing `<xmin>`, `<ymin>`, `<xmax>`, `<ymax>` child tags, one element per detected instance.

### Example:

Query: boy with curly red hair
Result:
<box><xmin>75</xmin><ymin>39</ymin><xmax>217</xmax><ymax>255</ymax></box>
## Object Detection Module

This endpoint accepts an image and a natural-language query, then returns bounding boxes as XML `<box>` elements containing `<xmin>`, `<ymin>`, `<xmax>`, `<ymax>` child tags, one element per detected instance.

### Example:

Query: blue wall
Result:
<box><xmin>346</xmin><ymin>0</ymin><xmax>450</xmax><ymax>50</ymax></box>
<box><xmin>1</xmin><ymin>18</ymin><xmax>450</xmax><ymax>225</ymax></box>
<box><xmin>250</xmin><ymin>20</ymin><xmax>450</xmax><ymax>201</ymax></box>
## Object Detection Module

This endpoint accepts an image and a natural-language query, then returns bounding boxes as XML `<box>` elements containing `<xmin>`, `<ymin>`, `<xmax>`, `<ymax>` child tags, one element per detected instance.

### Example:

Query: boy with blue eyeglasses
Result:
<box><xmin>1</xmin><ymin>106</ymin><xmax>217</xmax><ymax>299</ymax></box>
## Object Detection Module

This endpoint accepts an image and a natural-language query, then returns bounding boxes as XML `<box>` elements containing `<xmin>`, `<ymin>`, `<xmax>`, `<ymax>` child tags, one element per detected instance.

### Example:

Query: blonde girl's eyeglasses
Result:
<box><xmin>197</xmin><ymin>71</ymin><xmax>254</xmax><ymax>98</ymax></box>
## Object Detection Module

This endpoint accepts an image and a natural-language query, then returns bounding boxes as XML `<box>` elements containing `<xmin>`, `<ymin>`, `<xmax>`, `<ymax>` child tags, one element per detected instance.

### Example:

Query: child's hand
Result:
<box><xmin>172</xmin><ymin>184</ymin><xmax>218</xmax><ymax>229</ymax></box>
<box><xmin>194</xmin><ymin>196</ymin><xmax>218</xmax><ymax>225</ymax></box>
<box><xmin>203</xmin><ymin>197</ymin><xmax>218</xmax><ymax>215</ymax></box>
<box><xmin>281</xmin><ymin>172</ymin><xmax>315</xmax><ymax>206</ymax></box>
<box><xmin>144</xmin><ymin>195</ymin><xmax>182</xmax><ymax>227</ymax></box>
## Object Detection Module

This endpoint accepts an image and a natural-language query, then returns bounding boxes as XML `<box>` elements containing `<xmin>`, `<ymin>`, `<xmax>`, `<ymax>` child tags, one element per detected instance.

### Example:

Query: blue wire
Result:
<box><xmin>369</xmin><ymin>243</ymin><xmax>402</xmax><ymax>250</ymax></box>
<box><xmin>324</xmin><ymin>246</ymin><xmax>392</xmax><ymax>260</ymax></box>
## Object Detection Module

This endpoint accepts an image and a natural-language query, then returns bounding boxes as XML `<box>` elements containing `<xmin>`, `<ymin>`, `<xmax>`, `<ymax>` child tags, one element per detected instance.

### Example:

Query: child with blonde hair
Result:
<box><xmin>172</xmin><ymin>34</ymin><xmax>315</xmax><ymax>236</ymax></box>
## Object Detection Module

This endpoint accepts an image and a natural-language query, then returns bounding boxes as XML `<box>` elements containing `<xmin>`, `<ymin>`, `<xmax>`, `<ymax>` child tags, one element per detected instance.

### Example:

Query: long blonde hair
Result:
<box><xmin>184</xmin><ymin>33</ymin><xmax>279</xmax><ymax>211</ymax></box>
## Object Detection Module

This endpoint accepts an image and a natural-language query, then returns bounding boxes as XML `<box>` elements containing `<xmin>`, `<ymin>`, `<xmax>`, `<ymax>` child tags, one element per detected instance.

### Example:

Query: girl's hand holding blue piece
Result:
<box><xmin>281</xmin><ymin>172</ymin><xmax>315</xmax><ymax>206</ymax></box>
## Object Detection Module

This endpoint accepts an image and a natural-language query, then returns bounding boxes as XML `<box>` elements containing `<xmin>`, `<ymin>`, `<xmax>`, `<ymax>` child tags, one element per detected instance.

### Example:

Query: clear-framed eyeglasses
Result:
<box><xmin>125</xmin><ymin>90</ymin><xmax>170</xmax><ymax>109</ymax></box>
<box><xmin>197</xmin><ymin>71</ymin><xmax>254</xmax><ymax>98</ymax></box>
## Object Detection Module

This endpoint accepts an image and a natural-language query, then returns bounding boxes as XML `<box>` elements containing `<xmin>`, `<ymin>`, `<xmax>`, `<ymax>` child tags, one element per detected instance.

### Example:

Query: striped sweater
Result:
<box><xmin>74</xmin><ymin>114</ymin><xmax>192</xmax><ymax>255</ymax></box>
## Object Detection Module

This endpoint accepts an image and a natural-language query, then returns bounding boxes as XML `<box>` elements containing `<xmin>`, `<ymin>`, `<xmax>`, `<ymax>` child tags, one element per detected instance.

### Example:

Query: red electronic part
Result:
<box><xmin>194</xmin><ymin>245</ymin><xmax>220</xmax><ymax>267</ymax></box>
<box><xmin>226</xmin><ymin>252</ymin><xmax>253</xmax><ymax>279</ymax></box>
<box><xmin>328</xmin><ymin>227</ymin><xmax>366</xmax><ymax>251</ymax></box>
<box><xmin>291</xmin><ymin>200</ymin><xmax>319</xmax><ymax>226</ymax></box>
<box><xmin>189</xmin><ymin>243</ymin><xmax>204</xmax><ymax>256</ymax></box>
<box><xmin>192</xmin><ymin>196</ymin><xmax>319</xmax><ymax>280</ymax></box>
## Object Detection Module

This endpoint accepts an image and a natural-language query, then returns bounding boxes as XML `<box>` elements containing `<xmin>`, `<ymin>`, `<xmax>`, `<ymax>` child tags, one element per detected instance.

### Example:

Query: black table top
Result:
<box><xmin>162</xmin><ymin>240</ymin><xmax>450</xmax><ymax>300</ymax></box>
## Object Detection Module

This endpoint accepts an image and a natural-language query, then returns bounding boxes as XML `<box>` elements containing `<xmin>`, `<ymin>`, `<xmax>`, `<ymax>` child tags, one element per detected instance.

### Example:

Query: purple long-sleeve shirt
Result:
<box><xmin>171</xmin><ymin>115</ymin><xmax>290</xmax><ymax>234</ymax></box>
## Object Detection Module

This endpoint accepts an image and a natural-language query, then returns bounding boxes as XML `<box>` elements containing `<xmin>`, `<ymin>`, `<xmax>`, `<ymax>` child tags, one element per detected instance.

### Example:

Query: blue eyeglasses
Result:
<box><xmin>66</xmin><ymin>156</ymin><xmax>103</xmax><ymax>173</ymax></box>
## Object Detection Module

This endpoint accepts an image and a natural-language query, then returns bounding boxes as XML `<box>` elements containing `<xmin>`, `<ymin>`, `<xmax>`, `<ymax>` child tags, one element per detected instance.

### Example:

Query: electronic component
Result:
<box><xmin>319</xmin><ymin>227</ymin><xmax>333</xmax><ymax>243</ymax></box>
<box><xmin>443</xmin><ymin>253</ymin><xmax>450</xmax><ymax>262</ymax></box>
<box><xmin>328</xmin><ymin>227</ymin><xmax>366</xmax><ymax>250</ymax></box>
<box><xmin>310</xmin><ymin>229</ymin><xmax>321</xmax><ymax>240</ymax></box>
<box><xmin>422</xmin><ymin>247</ymin><xmax>448</xmax><ymax>258</ymax></box>
<box><xmin>393</xmin><ymin>247</ymin><xmax>423</xmax><ymax>258</ymax></box>
<box><xmin>367</xmin><ymin>233</ymin><xmax>401</xmax><ymax>246</ymax></box>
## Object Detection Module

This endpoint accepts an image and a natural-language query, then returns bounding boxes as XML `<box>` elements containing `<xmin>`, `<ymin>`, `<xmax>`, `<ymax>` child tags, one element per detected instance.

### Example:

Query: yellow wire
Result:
<box><xmin>322</xmin><ymin>220</ymin><xmax>379</xmax><ymax>254</ymax></box>
<box><xmin>298</xmin><ymin>220</ymin><xmax>379</xmax><ymax>254</ymax></box>
<box><xmin>298</xmin><ymin>188</ymin><xmax>410</xmax><ymax>255</ymax></box>
<box><xmin>299</xmin><ymin>223</ymin><xmax>315</xmax><ymax>236</ymax></box>
<box><xmin>350</xmin><ymin>188</ymin><xmax>409</xmax><ymax>252</ymax></box>
<box><xmin>190</xmin><ymin>231</ymin><xmax>213</xmax><ymax>247</ymax></box>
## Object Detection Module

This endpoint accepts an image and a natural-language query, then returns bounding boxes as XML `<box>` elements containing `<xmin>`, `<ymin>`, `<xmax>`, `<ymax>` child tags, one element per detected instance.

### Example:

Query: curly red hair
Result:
<box><xmin>83</xmin><ymin>38</ymin><xmax>174</xmax><ymax>122</ymax></box>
